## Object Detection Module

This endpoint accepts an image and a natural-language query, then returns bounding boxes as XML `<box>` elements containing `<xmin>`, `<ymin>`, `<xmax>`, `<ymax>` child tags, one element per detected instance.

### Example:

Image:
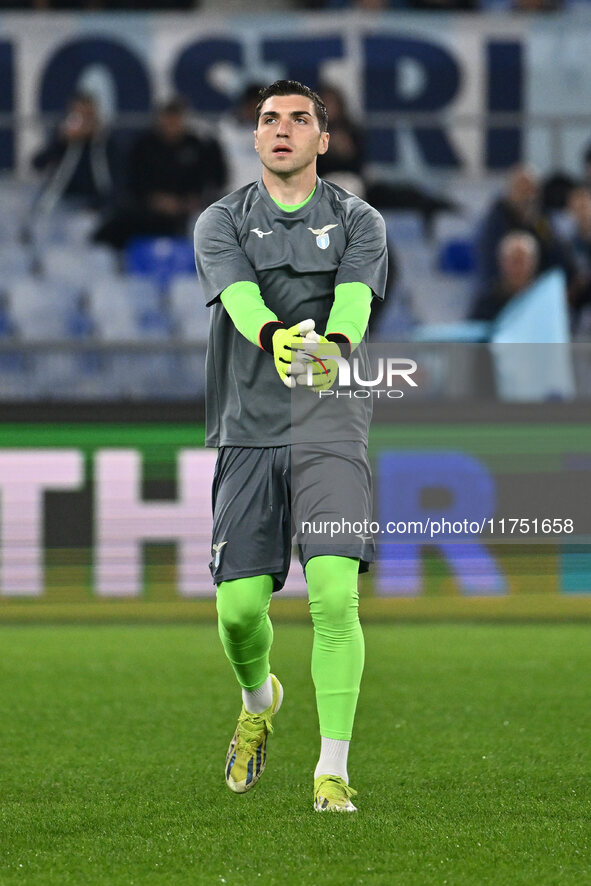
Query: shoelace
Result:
<box><xmin>235</xmin><ymin>710</ymin><xmax>274</xmax><ymax>752</ymax></box>
<box><xmin>316</xmin><ymin>775</ymin><xmax>357</xmax><ymax>802</ymax></box>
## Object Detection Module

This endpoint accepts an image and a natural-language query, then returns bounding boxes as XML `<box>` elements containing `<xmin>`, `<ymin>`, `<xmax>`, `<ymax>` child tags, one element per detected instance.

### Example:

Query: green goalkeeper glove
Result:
<box><xmin>271</xmin><ymin>318</ymin><xmax>316</xmax><ymax>388</ymax></box>
<box><xmin>294</xmin><ymin>331</ymin><xmax>342</xmax><ymax>392</ymax></box>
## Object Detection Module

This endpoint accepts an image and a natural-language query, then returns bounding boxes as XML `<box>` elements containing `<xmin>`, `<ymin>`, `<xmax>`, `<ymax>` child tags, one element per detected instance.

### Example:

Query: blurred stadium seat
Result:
<box><xmin>136</xmin><ymin>307</ymin><xmax>174</xmax><ymax>340</ymax></box>
<box><xmin>125</xmin><ymin>237</ymin><xmax>195</xmax><ymax>287</ymax></box>
<box><xmin>42</xmin><ymin>243</ymin><xmax>118</xmax><ymax>286</ymax></box>
<box><xmin>408</xmin><ymin>271</ymin><xmax>477</xmax><ymax>324</ymax></box>
<box><xmin>89</xmin><ymin>275</ymin><xmax>161</xmax><ymax>316</ymax></box>
<box><xmin>0</xmin><ymin>243</ymin><xmax>34</xmax><ymax>287</ymax></box>
<box><xmin>0</xmin><ymin>177</ymin><xmax>34</xmax><ymax>243</ymax></box>
<box><xmin>383</xmin><ymin>211</ymin><xmax>425</xmax><ymax>246</ymax></box>
<box><xmin>59</xmin><ymin>210</ymin><xmax>101</xmax><ymax>245</ymax></box>
<box><xmin>168</xmin><ymin>274</ymin><xmax>209</xmax><ymax>342</ymax></box>
<box><xmin>437</xmin><ymin>238</ymin><xmax>477</xmax><ymax>274</ymax></box>
<box><xmin>432</xmin><ymin>211</ymin><xmax>479</xmax><ymax>245</ymax></box>
<box><xmin>87</xmin><ymin>276</ymin><xmax>165</xmax><ymax>342</ymax></box>
<box><xmin>7</xmin><ymin>278</ymin><xmax>82</xmax><ymax>340</ymax></box>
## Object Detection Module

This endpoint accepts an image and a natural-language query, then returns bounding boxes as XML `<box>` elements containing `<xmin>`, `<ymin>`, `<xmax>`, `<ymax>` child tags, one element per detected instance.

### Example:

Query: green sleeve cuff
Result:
<box><xmin>220</xmin><ymin>281</ymin><xmax>279</xmax><ymax>348</ymax></box>
<box><xmin>324</xmin><ymin>282</ymin><xmax>373</xmax><ymax>350</ymax></box>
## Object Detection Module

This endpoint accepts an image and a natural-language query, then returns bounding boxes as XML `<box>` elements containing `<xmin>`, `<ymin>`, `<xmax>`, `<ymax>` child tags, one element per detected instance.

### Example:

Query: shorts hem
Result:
<box><xmin>213</xmin><ymin>563</ymin><xmax>287</xmax><ymax>586</ymax></box>
<box><xmin>300</xmin><ymin>549</ymin><xmax>374</xmax><ymax>574</ymax></box>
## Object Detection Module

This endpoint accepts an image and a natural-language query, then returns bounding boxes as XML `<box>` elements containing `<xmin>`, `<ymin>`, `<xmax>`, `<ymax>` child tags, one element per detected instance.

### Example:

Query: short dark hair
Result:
<box><xmin>159</xmin><ymin>96</ymin><xmax>188</xmax><ymax>116</ymax></box>
<box><xmin>255</xmin><ymin>80</ymin><xmax>328</xmax><ymax>132</ymax></box>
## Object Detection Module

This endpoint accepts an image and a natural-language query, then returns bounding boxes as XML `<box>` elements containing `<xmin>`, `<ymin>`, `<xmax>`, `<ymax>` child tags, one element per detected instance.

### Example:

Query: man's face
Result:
<box><xmin>501</xmin><ymin>242</ymin><xmax>536</xmax><ymax>292</ymax></box>
<box><xmin>68</xmin><ymin>98</ymin><xmax>98</xmax><ymax>129</ymax></box>
<box><xmin>158</xmin><ymin>110</ymin><xmax>185</xmax><ymax>143</ymax></box>
<box><xmin>508</xmin><ymin>167</ymin><xmax>539</xmax><ymax>211</ymax></box>
<box><xmin>254</xmin><ymin>95</ymin><xmax>329</xmax><ymax>176</ymax></box>
<box><xmin>568</xmin><ymin>187</ymin><xmax>591</xmax><ymax>229</ymax></box>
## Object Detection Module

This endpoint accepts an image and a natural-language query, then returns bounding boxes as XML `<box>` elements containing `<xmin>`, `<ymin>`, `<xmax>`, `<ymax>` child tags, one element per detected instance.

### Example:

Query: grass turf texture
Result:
<box><xmin>0</xmin><ymin>625</ymin><xmax>589</xmax><ymax>886</ymax></box>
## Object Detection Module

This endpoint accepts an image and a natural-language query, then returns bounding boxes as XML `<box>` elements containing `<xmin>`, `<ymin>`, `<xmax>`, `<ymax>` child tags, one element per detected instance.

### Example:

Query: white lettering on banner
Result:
<box><xmin>0</xmin><ymin>451</ymin><xmax>83</xmax><ymax>596</ymax></box>
<box><xmin>95</xmin><ymin>448</ymin><xmax>217</xmax><ymax>597</ymax></box>
<box><xmin>94</xmin><ymin>448</ymin><xmax>308</xmax><ymax>598</ymax></box>
<box><xmin>0</xmin><ymin>447</ymin><xmax>310</xmax><ymax>598</ymax></box>
<box><xmin>1</xmin><ymin>12</ymin><xmax>533</xmax><ymax>176</ymax></box>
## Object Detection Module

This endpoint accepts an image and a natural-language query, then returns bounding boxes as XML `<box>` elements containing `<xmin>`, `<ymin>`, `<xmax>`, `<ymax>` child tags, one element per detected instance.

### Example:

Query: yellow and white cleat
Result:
<box><xmin>313</xmin><ymin>775</ymin><xmax>358</xmax><ymax>812</ymax></box>
<box><xmin>225</xmin><ymin>674</ymin><xmax>283</xmax><ymax>794</ymax></box>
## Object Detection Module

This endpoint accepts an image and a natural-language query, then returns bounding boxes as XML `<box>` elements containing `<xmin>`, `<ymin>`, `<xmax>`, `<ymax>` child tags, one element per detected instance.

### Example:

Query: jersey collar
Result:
<box><xmin>257</xmin><ymin>176</ymin><xmax>324</xmax><ymax>218</ymax></box>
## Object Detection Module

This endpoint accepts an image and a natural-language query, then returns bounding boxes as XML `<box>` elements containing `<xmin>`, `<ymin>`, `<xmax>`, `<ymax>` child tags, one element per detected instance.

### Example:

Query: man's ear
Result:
<box><xmin>254</xmin><ymin>129</ymin><xmax>259</xmax><ymax>153</ymax></box>
<box><xmin>318</xmin><ymin>131</ymin><xmax>330</xmax><ymax>156</ymax></box>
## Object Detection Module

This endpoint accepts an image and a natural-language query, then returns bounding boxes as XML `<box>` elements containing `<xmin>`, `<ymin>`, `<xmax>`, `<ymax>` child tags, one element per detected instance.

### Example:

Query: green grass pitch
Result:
<box><xmin>0</xmin><ymin>623</ymin><xmax>589</xmax><ymax>886</ymax></box>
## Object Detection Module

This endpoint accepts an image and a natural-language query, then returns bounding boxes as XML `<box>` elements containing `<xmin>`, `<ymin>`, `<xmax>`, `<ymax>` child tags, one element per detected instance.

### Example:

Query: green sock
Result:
<box><xmin>216</xmin><ymin>575</ymin><xmax>274</xmax><ymax>691</ymax></box>
<box><xmin>306</xmin><ymin>556</ymin><xmax>365</xmax><ymax>741</ymax></box>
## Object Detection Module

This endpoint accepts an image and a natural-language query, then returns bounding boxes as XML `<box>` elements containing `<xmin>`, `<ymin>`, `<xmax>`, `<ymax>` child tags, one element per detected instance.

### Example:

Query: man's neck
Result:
<box><xmin>262</xmin><ymin>167</ymin><xmax>317</xmax><ymax>206</ymax></box>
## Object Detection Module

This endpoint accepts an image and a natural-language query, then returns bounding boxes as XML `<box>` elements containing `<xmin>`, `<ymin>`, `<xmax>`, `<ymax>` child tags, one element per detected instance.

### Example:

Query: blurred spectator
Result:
<box><xmin>564</xmin><ymin>185</ymin><xmax>591</xmax><ymax>331</ymax></box>
<box><xmin>11</xmin><ymin>0</ymin><xmax>194</xmax><ymax>7</ymax></box>
<box><xmin>218</xmin><ymin>83</ymin><xmax>266</xmax><ymax>192</ymax></box>
<box><xmin>410</xmin><ymin>0</ymin><xmax>477</xmax><ymax>8</ymax></box>
<box><xmin>305</xmin><ymin>0</ymin><xmax>476</xmax><ymax>8</ymax></box>
<box><xmin>541</xmin><ymin>171</ymin><xmax>576</xmax><ymax>213</ymax></box>
<box><xmin>317</xmin><ymin>84</ymin><xmax>365</xmax><ymax>197</ymax></box>
<box><xmin>471</xmin><ymin>231</ymin><xmax>540</xmax><ymax>321</ymax></box>
<box><xmin>31</xmin><ymin>92</ymin><xmax>121</xmax><ymax>216</ymax></box>
<box><xmin>582</xmin><ymin>145</ymin><xmax>591</xmax><ymax>189</ymax></box>
<box><xmin>94</xmin><ymin>97</ymin><xmax>227</xmax><ymax>249</ymax></box>
<box><xmin>512</xmin><ymin>0</ymin><xmax>562</xmax><ymax>9</ymax></box>
<box><xmin>477</xmin><ymin>164</ymin><xmax>576</xmax><ymax>288</ymax></box>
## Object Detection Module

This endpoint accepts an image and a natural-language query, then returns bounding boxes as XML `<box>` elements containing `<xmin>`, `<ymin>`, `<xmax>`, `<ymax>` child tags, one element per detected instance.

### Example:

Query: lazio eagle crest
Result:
<box><xmin>308</xmin><ymin>224</ymin><xmax>339</xmax><ymax>250</ymax></box>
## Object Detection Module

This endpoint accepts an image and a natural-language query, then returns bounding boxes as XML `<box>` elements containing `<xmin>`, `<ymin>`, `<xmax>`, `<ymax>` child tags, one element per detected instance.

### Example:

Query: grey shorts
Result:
<box><xmin>210</xmin><ymin>442</ymin><xmax>375</xmax><ymax>590</ymax></box>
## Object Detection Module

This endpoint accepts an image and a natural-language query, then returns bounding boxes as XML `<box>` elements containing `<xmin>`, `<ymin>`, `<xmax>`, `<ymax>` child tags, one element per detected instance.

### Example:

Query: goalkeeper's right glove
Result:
<box><xmin>260</xmin><ymin>318</ymin><xmax>316</xmax><ymax>388</ymax></box>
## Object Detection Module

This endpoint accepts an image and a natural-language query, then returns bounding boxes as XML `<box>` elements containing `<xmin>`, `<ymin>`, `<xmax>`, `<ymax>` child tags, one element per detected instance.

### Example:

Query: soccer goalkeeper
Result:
<box><xmin>194</xmin><ymin>80</ymin><xmax>387</xmax><ymax>812</ymax></box>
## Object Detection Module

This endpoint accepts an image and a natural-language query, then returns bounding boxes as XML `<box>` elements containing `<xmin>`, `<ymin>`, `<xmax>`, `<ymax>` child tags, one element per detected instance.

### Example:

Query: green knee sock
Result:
<box><xmin>216</xmin><ymin>575</ymin><xmax>274</xmax><ymax>691</ymax></box>
<box><xmin>306</xmin><ymin>556</ymin><xmax>365</xmax><ymax>741</ymax></box>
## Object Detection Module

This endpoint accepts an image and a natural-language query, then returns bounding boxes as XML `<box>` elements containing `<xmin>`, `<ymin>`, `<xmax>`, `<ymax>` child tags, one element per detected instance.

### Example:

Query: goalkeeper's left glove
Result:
<box><xmin>263</xmin><ymin>318</ymin><xmax>316</xmax><ymax>388</ymax></box>
<box><xmin>294</xmin><ymin>331</ymin><xmax>344</xmax><ymax>392</ymax></box>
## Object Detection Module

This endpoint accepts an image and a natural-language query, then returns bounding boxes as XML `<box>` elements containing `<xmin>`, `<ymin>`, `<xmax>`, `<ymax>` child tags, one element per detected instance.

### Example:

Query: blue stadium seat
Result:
<box><xmin>125</xmin><ymin>237</ymin><xmax>195</xmax><ymax>287</ymax></box>
<box><xmin>437</xmin><ymin>238</ymin><xmax>477</xmax><ymax>274</ymax></box>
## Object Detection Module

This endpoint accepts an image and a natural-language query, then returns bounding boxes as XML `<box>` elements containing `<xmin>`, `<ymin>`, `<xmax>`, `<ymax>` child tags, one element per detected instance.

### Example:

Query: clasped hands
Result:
<box><xmin>272</xmin><ymin>319</ymin><xmax>341</xmax><ymax>392</ymax></box>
